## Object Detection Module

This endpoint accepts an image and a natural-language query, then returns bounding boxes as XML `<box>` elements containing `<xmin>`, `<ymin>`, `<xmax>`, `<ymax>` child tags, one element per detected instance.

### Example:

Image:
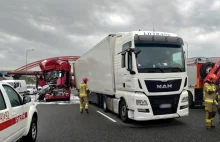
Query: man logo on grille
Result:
<box><xmin>157</xmin><ymin>84</ymin><xmax>172</xmax><ymax>89</ymax></box>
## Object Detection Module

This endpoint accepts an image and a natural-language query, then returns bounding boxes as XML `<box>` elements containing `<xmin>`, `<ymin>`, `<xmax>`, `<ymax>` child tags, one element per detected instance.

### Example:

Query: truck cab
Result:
<box><xmin>114</xmin><ymin>31</ymin><xmax>189</xmax><ymax>121</ymax></box>
<box><xmin>0</xmin><ymin>82</ymin><xmax>38</xmax><ymax>142</ymax></box>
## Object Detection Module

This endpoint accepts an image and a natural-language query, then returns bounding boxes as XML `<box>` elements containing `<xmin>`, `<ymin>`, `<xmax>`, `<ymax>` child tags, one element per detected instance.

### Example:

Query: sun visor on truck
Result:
<box><xmin>134</xmin><ymin>35</ymin><xmax>184</xmax><ymax>46</ymax></box>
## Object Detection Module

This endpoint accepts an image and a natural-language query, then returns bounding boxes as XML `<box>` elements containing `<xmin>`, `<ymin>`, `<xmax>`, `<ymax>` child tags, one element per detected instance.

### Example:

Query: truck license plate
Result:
<box><xmin>159</xmin><ymin>104</ymin><xmax>172</xmax><ymax>109</ymax></box>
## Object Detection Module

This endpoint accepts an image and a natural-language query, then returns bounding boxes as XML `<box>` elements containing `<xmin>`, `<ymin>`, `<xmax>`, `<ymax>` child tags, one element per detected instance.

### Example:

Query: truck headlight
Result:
<box><xmin>136</xmin><ymin>100</ymin><xmax>148</xmax><ymax>105</ymax></box>
<box><xmin>181</xmin><ymin>96</ymin><xmax>188</xmax><ymax>103</ymax></box>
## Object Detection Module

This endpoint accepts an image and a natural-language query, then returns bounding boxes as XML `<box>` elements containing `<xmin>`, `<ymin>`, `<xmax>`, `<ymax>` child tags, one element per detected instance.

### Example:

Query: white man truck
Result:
<box><xmin>74</xmin><ymin>31</ymin><xmax>189</xmax><ymax>122</ymax></box>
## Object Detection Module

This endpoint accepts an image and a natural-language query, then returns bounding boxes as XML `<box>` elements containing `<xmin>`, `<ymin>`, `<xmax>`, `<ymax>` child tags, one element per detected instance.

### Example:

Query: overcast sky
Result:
<box><xmin>0</xmin><ymin>0</ymin><xmax>220</xmax><ymax>70</ymax></box>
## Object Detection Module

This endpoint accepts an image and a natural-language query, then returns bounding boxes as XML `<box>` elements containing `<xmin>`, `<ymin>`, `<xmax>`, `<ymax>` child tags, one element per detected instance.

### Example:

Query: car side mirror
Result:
<box><xmin>23</xmin><ymin>95</ymin><xmax>31</xmax><ymax>104</ymax></box>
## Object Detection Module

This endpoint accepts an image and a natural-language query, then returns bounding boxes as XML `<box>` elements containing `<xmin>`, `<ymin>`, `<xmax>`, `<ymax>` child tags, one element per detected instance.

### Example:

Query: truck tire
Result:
<box><xmin>187</xmin><ymin>90</ymin><xmax>194</xmax><ymax>109</ymax></box>
<box><xmin>119</xmin><ymin>99</ymin><xmax>129</xmax><ymax>123</ymax></box>
<box><xmin>200</xmin><ymin>62</ymin><xmax>214</xmax><ymax>79</ymax></box>
<box><xmin>23</xmin><ymin>116</ymin><xmax>38</xmax><ymax>142</ymax></box>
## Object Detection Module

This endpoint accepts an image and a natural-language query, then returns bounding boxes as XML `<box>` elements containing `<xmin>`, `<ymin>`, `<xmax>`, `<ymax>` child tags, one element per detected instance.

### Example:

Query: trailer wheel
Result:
<box><xmin>119</xmin><ymin>99</ymin><xmax>129</xmax><ymax>123</ymax></box>
<box><xmin>103</xmin><ymin>96</ymin><xmax>108</xmax><ymax>112</ymax></box>
<box><xmin>200</xmin><ymin>62</ymin><xmax>214</xmax><ymax>79</ymax></box>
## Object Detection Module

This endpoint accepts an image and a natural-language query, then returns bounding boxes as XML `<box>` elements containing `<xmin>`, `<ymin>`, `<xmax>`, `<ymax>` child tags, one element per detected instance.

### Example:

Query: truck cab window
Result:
<box><xmin>172</xmin><ymin>52</ymin><xmax>182</xmax><ymax>64</ymax></box>
<box><xmin>3</xmin><ymin>85</ymin><xmax>22</xmax><ymax>107</ymax></box>
<box><xmin>0</xmin><ymin>91</ymin><xmax>6</xmax><ymax>110</ymax></box>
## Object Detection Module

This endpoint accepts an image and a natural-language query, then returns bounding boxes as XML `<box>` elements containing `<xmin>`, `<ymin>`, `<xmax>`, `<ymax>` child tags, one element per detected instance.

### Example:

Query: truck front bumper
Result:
<box><xmin>128</xmin><ymin>91</ymin><xmax>189</xmax><ymax>121</ymax></box>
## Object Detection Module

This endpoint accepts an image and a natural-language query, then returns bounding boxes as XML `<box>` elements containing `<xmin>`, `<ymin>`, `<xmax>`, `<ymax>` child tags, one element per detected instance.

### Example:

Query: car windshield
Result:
<box><xmin>135</xmin><ymin>43</ymin><xmax>185</xmax><ymax>73</ymax></box>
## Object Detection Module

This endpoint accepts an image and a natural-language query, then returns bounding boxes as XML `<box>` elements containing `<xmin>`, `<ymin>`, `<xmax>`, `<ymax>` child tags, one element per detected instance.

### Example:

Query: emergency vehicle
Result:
<box><xmin>187</xmin><ymin>57</ymin><xmax>220</xmax><ymax>108</ymax></box>
<box><xmin>74</xmin><ymin>31</ymin><xmax>189</xmax><ymax>122</ymax></box>
<box><xmin>0</xmin><ymin>82</ymin><xmax>38</xmax><ymax>142</ymax></box>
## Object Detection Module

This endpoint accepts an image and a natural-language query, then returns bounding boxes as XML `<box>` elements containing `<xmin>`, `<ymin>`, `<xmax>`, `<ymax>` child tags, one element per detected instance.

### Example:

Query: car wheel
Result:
<box><xmin>23</xmin><ymin>116</ymin><xmax>37</xmax><ymax>142</ymax></box>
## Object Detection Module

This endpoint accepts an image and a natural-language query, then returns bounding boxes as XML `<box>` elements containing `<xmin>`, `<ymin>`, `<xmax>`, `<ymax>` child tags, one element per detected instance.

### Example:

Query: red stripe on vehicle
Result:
<box><xmin>0</xmin><ymin>112</ymin><xmax>28</xmax><ymax>131</ymax></box>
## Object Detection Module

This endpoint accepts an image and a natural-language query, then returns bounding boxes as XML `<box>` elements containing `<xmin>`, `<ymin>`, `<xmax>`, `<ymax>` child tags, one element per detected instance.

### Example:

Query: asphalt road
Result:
<box><xmin>24</xmin><ymin>103</ymin><xmax>220</xmax><ymax>142</ymax></box>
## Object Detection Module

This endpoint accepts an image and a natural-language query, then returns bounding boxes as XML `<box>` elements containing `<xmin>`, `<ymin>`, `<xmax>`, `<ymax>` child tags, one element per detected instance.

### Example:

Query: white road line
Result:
<box><xmin>97</xmin><ymin>111</ymin><xmax>117</xmax><ymax>123</ymax></box>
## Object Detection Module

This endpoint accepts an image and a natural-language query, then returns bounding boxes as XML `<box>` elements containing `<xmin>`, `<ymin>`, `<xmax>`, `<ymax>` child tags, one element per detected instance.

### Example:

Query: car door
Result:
<box><xmin>2</xmin><ymin>84</ymin><xmax>26</xmax><ymax>140</ymax></box>
<box><xmin>0</xmin><ymin>89</ymin><xmax>12</xmax><ymax>142</ymax></box>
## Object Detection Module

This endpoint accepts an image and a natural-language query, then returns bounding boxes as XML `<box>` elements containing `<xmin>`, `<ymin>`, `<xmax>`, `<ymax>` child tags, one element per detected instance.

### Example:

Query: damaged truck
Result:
<box><xmin>36</xmin><ymin>58</ymin><xmax>73</xmax><ymax>102</ymax></box>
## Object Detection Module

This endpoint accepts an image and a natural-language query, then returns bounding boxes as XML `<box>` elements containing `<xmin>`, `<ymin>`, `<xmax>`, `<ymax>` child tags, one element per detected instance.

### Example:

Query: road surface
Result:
<box><xmin>19</xmin><ymin>102</ymin><xmax>220</xmax><ymax>142</ymax></box>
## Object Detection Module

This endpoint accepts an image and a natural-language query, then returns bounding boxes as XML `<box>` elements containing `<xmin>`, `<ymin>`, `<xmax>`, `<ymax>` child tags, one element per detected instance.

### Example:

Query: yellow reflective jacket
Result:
<box><xmin>203</xmin><ymin>82</ymin><xmax>217</xmax><ymax>103</ymax></box>
<box><xmin>79</xmin><ymin>83</ymin><xmax>89</xmax><ymax>97</ymax></box>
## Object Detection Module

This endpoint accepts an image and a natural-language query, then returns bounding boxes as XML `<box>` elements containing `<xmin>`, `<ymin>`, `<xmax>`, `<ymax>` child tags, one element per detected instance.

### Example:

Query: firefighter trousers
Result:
<box><xmin>205</xmin><ymin>102</ymin><xmax>217</xmax><ymax>128</ymax></box>
<box><xmin>80</xmin><ymin>96</ymin><xmax>88</xmax><ymax>112</ymax></box>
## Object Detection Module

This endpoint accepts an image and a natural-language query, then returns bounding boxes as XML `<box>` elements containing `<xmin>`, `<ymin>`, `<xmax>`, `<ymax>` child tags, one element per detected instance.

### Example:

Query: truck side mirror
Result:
<box><xmin>127</xmin><ymin>52</ymin><xmax>136</xmax><ymax>75</ymax></box>
<box><xmin>134</xmin><ymin>49</ymin><xmax>141</xmax><ymax>55</ymax></box>
<box><xmin>130</xmin><ymin>70</ymin><xmax>136</xmax><ymax>74</ymax></box>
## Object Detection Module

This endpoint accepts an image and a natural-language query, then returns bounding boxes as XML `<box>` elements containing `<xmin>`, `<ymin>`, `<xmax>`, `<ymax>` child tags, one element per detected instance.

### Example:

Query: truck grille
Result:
<box><xmin>145</xmin><ymin>79</ymin><xmax>182</xmax><ymax>92</ymax></box>
<box><xmin>148</xmin><ymin>94</ymin><xmax>180</xmax><ymax>115</ymax></box>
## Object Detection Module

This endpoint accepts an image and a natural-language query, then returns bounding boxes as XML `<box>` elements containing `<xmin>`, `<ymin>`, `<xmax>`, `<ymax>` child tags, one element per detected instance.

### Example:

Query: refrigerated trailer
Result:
<box><xmin>74</xmin><ymin>31</ymin><xmax>189</xmax><ymax>122</ymax></box>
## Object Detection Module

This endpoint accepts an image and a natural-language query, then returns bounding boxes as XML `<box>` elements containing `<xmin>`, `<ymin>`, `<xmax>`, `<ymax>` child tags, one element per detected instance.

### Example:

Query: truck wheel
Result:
<box><xmin>119</xmin><ymin>100</ymin><xmax>129</xmax><ymax>123</ymax></box>
<box><xmin>23</xmin><ymin>117</ymin><xmax>37</xmax><ymax>142</ymax></box>
<box><xmin>200</xmin><ymin>62</ymin><xmax>214</xmax><ymax>79</ymax></box>
<box><xmin>188</xmin><ymin>91</ymin><xmax>194</xmax><ymax>109</ymax></box>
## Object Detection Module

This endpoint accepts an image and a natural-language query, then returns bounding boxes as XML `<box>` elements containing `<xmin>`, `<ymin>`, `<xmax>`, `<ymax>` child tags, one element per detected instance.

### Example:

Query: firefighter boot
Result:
<box><xmin>85</xmin><ymin>109</ymin><xmax>89</xmax><ymax>113</ymax></box>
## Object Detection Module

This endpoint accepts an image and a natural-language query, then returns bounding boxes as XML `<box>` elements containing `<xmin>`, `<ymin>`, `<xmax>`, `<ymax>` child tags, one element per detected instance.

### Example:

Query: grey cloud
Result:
<box><xmin>0</xmin><ymin>0</ymin><xmax>220</xmax><ymax>70</ymax></box>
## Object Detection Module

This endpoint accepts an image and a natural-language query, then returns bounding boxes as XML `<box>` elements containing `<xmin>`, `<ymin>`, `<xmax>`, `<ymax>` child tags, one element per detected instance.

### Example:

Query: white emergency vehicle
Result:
<box><xmin>1</xmin><ymin>80</ymin><xmax>27</xmax><ymax>95</ymax></box>
<box><xmin>27</xmin><ymin>84</ymin><xmax>38</xmax><ymax>95</ymax></box>
<box><xmin>0</xmin><ymin>82</ymin><xmax>38</xmax><ymax>142</ymax></box>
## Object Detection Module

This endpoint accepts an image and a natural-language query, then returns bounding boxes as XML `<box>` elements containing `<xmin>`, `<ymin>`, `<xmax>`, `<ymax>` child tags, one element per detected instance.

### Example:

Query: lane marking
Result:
<box><xmin>97</xmin><ymin>111</ymin><xmax>117</xmax><ymax>123</ymax></box>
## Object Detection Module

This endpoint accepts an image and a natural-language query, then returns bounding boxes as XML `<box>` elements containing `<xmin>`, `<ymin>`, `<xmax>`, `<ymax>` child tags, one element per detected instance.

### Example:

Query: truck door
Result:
<box><xmin>0</xmin><ymin>89</ymin><xmax>12</xmax><ymax>142</ymax></box>
<box><xmin>122</xmin><ymin>41</ymin><xmax>135</xmax><ymax>90</ymax></box>
<box><xmin>2</xmin><ymin>84</ymin><xmax>26</xmax><ymax>140</ymax></box>
<box><xmin>121</xmin><ymin>41</ymin><xmax>135</xmax><ymax>108</ymax></box>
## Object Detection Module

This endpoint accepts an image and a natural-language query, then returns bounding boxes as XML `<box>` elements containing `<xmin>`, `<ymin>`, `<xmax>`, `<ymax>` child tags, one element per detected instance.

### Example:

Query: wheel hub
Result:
<box><xmin>206</xmin><ymin>67</ymin><xmax>211</xmax><ymax>73</ymax></box>
<box><xmin>104</xmin><ymin>101</ymin><xmax>106</xmax><ymax>109</ymax></box>
<box><xmin>32</xmin><ymin>123</ymin><xmax>37</xmax><ymax>139</ymax></box>
<box><xmin>122</xmin><ymin>105</ymin><xmax>126</xmax><ymax>117</ymax></box>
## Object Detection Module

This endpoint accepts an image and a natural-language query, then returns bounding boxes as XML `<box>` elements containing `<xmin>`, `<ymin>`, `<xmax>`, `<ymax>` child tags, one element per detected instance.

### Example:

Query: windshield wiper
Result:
<box><xmin>154</xmin><ymin>67</ymin><xmax>164</xmax><ymax>73</ymax></box>
<box><xmin>141</xmin><ymin>68</ymin><xmax>164</xmax><ymax>73</ymax></box>
<box><xmin>170</xmin><ymin>67</ymin><xmax>183</xmax><ymax>72</ymax></box>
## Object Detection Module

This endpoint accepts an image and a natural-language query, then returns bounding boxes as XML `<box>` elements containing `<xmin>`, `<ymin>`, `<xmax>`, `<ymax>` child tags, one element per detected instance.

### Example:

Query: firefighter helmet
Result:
<box><xmin>83</xmin><ymin>77</ymin><xmax>88</xmax><ymax>83</ymax></box>
<box><xmin>206</xmin><ymin>73</ymin><xmax>217</xmax><ymax>83</ymax></box>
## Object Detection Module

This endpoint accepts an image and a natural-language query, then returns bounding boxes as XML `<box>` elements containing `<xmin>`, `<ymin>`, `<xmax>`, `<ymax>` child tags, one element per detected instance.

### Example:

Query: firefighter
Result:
<box><xmin>203</xmin><ymin>73</ymin><xmax>218</xmax><ymax>130</ymax></box>
<box><xmin>79</xmin><ymin>77</ymin><xmax>89</xmax><ymax>113</ymax></box>
<box><xmin>216</xmin><ymin>84</ymin><xmax>220</xmax><ymax>124</ymax></box>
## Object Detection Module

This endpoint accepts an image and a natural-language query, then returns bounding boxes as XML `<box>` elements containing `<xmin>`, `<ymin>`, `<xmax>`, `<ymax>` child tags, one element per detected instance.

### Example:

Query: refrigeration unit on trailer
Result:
<box><xmin>74</xmin><ymin>31</ymin><xmax>189</xmax><ymax>122</ymax></box>
<box><xmin>187</xmin><ymin>57</ymin><xmax>220</xmax><ymax>108</ymax></box>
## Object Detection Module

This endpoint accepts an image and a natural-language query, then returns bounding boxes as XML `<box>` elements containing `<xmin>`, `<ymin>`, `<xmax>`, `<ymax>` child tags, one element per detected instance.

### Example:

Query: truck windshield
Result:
<box><xmin>45</xmin><ymin>71</ymin><xmax>59</xmax><ymax>81</ymax></box>
<box><xmin>44</xmin><ymin>70</ymin><xmax>65</xmax><ymax>81</ymax></box>
<box><xmin>135</xmin><ymin>43</ymin><xmax>185</xmax><ymax>73</ymax></box>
